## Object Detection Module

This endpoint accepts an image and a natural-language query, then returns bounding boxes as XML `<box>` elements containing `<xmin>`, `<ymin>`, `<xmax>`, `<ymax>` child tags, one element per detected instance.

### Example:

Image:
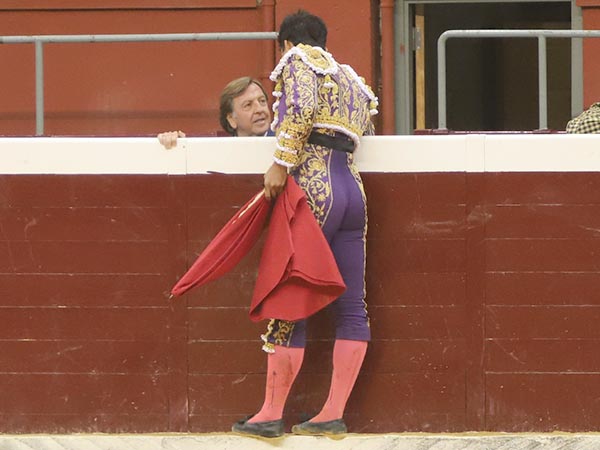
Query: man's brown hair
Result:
<box><xmin>219</xmin><ymin>77</ymin><xmax>268</xmax><ymax>135</ymax></box>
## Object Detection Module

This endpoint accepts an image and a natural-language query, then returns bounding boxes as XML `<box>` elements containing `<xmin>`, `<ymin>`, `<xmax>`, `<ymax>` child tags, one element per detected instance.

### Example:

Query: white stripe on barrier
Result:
<box><xmin>0</xmin><ymin>135</ymin><xmax>599</xmax><ymax>175</ymax></box>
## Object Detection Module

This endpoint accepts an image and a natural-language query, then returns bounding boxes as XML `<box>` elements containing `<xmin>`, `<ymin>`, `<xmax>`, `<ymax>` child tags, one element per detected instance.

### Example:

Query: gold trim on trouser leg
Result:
<box><xmin>348</xmin><ymin>153</ymin><xmax>370</xmax><ymax>326</ymax></box>
<box><xmin>261</xmin><ymin>319</ymin><xmax>276</xmax><ymax>353</ymax></box>
<box><xmin>293</xmin><ymin>145</ymin><xmax>332</xmax><ymax>227</ymax></box>
<box><xmin>261</xmin><ymin>319</ymin><xmax>296</xmax><ymax>353</ymax></box>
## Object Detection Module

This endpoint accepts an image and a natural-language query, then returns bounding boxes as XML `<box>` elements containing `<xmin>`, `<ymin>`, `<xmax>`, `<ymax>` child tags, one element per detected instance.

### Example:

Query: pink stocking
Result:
<box><xmin>310</xmin><ymin>339</ymin><xmax>367</xmax><ymax>423</ymax></box>
<box><xmin>248</xmin><ymin>345</ymin><xmax>304</xmax><ymax>423</ymax></box>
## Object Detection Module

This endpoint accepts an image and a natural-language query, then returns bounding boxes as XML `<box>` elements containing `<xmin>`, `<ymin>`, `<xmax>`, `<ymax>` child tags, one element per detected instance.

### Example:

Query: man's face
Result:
<box><xmin>227</xmin><ymin>83</ymin><xmax>271</xmax><ymax>136</ymax></box>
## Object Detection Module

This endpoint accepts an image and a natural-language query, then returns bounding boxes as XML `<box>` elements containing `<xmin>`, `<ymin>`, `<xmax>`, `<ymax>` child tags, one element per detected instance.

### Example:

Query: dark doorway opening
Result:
<box><xmin>414</xmin><ymin>2</ymin><xmax>571</xmax><ymax>131</ymax></box>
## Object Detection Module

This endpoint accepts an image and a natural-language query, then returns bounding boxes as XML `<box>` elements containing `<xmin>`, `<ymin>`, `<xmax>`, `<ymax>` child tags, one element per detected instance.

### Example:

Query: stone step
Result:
<box><xmin>3</xmin><ymin>433</ymin><xmax>600</xmax><ymax>450</ymax></box>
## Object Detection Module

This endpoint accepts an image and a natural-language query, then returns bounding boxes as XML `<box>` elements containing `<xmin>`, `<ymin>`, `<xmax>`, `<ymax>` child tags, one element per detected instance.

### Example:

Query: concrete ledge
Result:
<box><xmin>3</xmin><ymin>433</ymin><xmax>600</xmax><ymax>450</ymax></box>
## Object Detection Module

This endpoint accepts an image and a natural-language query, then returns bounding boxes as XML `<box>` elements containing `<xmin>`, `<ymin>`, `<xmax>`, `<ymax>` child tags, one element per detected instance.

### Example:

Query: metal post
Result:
<box><xmin>437</xmin><ymin>33</ymin><xmax>448</xmax><ymax>130</ymax></box>
<box><xmin>538</xmin><ymin>36</ymin><xmax>548</xmax><ymax>130</ymax></box>
<box><xmin>35</xmin><ymin>40</ymin><xmax>44</xmax><ymax>136</ymax></box>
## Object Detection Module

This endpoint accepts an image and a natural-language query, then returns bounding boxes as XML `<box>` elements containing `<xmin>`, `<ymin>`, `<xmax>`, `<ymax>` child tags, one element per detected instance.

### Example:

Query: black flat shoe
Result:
<box><xmin>291</xmin><ymin>418</ymin><xmax>347</xmax><ymax>438</ymax></box>
<box><xmin>231</xmin><ymin>417</ymin><xmax>285</xmax><ymax>438</ymax></box>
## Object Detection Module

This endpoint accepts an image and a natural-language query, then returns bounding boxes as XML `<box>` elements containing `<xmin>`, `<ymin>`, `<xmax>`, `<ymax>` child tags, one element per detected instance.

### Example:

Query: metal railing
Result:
<box><xmin>437</xmin><ymin>29</ymin><xmax>600</xmax><ymax>130</ymax></box>
<box><xmin>0</xmin><ymin>32</ymin><xmax>278</xmax><ymax>135</ymax></box>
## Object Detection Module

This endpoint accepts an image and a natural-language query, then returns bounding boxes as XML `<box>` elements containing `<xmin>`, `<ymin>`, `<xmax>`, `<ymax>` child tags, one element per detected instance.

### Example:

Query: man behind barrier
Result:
<box><xmin>566</xmin><ymin>102</ymin><xmax>600</xmax><ymax>134</ymax></box>
<box><xmin>158</xmin><ymin>76</ymin><xmax>272</xmax><ymax>148</ymax></box>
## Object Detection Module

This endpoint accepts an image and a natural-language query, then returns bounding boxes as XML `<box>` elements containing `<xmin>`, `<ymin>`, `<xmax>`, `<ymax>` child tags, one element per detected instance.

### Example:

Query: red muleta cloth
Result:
<box><xmin>249</xmin><ymin>177</ymin><xmax>346</xmax><ymax>322</ymax></box>
<box><xmin>170</xmin><ymin>190</ymin><xmax>270</xmax><ymax>298</ymax></box>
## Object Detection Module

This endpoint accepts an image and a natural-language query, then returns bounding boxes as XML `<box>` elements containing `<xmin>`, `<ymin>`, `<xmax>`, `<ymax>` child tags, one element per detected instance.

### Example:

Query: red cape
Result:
<box><xmin>170</xmin><ymin>177</ymin><xmax>345</xmax><ymax>322</ymax></box>
<box><xmin>170</xmin><ymin>190</ymin><xmax>270</xmax><ymax>297</ymax></box>
<box><xmin>249</xmin><ymin>177</ymin><xmax>346</xmax><ymax>322</ymax></box>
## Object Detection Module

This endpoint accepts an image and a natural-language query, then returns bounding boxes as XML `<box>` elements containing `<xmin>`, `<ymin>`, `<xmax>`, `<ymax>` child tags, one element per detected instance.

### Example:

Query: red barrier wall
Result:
<box><xmin>4</xmin><ymin>160</ymin><xmax>600</xmax><ymax>433</ymax></box>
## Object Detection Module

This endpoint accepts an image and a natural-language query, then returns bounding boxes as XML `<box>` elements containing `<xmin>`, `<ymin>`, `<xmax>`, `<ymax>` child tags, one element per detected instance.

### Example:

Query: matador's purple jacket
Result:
<box><xmin>270</xmin><ymin>43</ymin><xmax>378</xmax><ymax>168</ymax></box>
<box><xmin>269</xmin><ymin>43</ymin><xmax>379</xmax><ymax>227</ymax></box>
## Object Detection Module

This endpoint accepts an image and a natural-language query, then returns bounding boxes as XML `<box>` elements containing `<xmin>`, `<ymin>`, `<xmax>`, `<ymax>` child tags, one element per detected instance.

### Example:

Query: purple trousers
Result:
<box><xmin>262</xmin><ymin>146</ymin><xmax>371</xmax><ymax>349</ymax></box>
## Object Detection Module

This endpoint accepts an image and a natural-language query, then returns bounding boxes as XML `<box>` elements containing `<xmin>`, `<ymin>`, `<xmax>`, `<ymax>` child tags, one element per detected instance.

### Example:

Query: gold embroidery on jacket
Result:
<box><xmin>272</xmin><ymin>44</ymin><xmax>378</xmax><ymax>168</ymax></box>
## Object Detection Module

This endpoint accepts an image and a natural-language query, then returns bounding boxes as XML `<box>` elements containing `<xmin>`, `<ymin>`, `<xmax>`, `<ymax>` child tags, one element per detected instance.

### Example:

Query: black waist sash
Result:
<box><xmin>307</xmin><ymin>131</ymin><xmax>355</xmax><ymax>153</ymax></box>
